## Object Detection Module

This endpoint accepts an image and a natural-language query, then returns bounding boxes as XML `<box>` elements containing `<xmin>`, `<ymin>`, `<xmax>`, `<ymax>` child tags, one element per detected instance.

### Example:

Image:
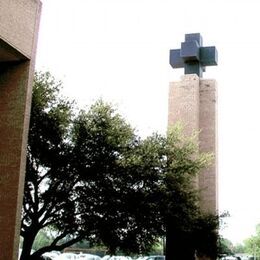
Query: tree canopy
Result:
<box><xmin>20</xmin><ymin>72</ymin><xmax>218</xmax><ymax>260</ymax></box>
<box><xmin>243</xmin><ymin>224</ymin><xmax>260</xmax><ymax>258</ymax></box>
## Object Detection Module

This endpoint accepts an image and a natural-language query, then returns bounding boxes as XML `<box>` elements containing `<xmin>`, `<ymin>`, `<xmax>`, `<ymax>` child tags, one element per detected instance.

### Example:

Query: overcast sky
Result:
<box><xmin>36</xmin><ymin>0</ymin><xmax>260</xmax><ymax>244</ymax></box>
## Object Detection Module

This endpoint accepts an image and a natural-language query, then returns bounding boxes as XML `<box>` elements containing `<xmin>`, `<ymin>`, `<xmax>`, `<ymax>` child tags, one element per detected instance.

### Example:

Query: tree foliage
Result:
<box><xmin>21</xmin><ymin>72</ymin><xmax>77</xmax><ymax>260</ymax></box>
<box><xmin>21</xmin><ymin>72</ymin><xmax>219</xmax><ymax>260</ymax></box>
<box><xmin>218</xmin><ymin>237</ymin><xmax>234</xmax><ymax>256</ymax></box>
<box><xmin>244</xmin><ymin>224</ymin><xmax>260</xmax><ymax>258</ymax></box>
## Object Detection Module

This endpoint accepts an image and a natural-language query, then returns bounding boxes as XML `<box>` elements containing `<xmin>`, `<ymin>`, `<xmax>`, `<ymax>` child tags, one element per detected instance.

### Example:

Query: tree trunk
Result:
<box><xmin>20</xmin><ymin>231</ymin><xmax>37</xmax><ymax>260</ymax></box>
<box><xmin>165</xmin><ymin>222</ymin><xmax>195</xmax><ymax>260</ymax></box>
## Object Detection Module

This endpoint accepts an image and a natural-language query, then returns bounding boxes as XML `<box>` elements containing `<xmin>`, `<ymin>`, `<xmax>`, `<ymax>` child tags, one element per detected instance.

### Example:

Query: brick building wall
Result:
<box><xmin>168</xmin><ymin>74</ymin><xmax>218</xmax><ymax>213</ymax></box>
<box><xmin>0</xmin><ymin>1</ymin><xmax>41</xmax><ymax>259</ymax></box>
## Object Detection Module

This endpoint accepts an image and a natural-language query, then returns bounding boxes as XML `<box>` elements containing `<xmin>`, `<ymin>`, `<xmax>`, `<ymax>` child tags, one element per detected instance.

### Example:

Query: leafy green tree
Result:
<box><xmin>233</xmin><ymin>243</ymin><xmax>245</xmax><ymax>254</ymax></box>
<box><xmin>72</xmin><ymin>108</ymin><xmax>171</xmax><ymax>255</ymax></box>
<box><xmin>218</xmin><ymin>237</ymin><xmax>234</xmax><ymax>256</ymax></box>
<box><xmin>158</xmin><ymin>126</ymin><xmax>221</xmax><ymax>260</ymax></box>
<box><xmin>244</xmin><ymin>224</ymin><xmax>260</xmax><ymax>258</ymax></box>
<box><xmin>21</xmin><ymin>72</ymin><xmax>218</xmax><ymax>260</ymax></box>
<box><xmin>20</xmin><ymin>72</ymin><xmax>79</xmax><ymax>260</ymax></box>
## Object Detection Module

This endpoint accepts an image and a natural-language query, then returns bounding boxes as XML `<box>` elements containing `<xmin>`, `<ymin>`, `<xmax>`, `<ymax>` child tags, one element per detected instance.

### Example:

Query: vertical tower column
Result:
<box><xmin>168</xmin><ymin>74</ymin><xmax>218</xmax><ymax>213</ymax></box>
<box><xmin>199</xmin><ymin>78</ymin><xmax>218</xmax><ymax>213</ymax></box>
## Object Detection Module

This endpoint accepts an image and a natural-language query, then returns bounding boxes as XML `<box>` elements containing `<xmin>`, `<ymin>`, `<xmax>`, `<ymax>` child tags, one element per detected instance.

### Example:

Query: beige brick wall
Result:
<box><xmin>0</xmin><ymin>1</ymin><xmax>41</xmax><ymax>259</ymax></box>
<box><xmin>0</xmin><ymin>62</ymin><xmax>31</xmax><ymax>260</ymax></box>
<box><xmin>199</xmin><ymin>79</ymin><xmax>218</xmax><ymax>213</ymax></box>
<box><xmin>168</xmin><ymin>74</ymin><xmax>200</xmax><ymax>189</ymax></box>
<box><xmin>168</xmin><ymin>75</ymin><xmax>218</xmax><ymax>214</ymax></box>
<box><xmin>0</xmin><ymin>0</ymin><xmax>41</xmax><ymax>58</ymax></box>
<box><xmin>168</xmin><ymin>74</ymin><xmax>200</xmax><ymax>136</ymax></box>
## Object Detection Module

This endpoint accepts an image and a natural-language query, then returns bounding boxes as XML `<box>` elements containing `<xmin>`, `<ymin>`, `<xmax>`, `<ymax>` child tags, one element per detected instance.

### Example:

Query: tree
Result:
<box><xmin>20</xmin><ymin>72</ymin><xmax>80</xmax><ymax>260</ymax></box>
<box><xmin>21</xmin><ymin>72</ymin><xmax>218</xmax><ymax>260</ymax></box>
<box><xmin>72</xmin><ymin>116</ymin><xmax>215</xmax><ymax>258</ymax></box>
<box><xmin>233</xmin><ymin>243</ymin><xmax>245</xmax><ymax>254</ymax></box>
<box><xmin>161</xmin><ymin>128</ymin><xmax>219</xmax><ymax>260</ymax></box>
<box><xmin>244</xmin><ymin>224</ymin><xmax>260</xmax><ymax>258</ymax></box>
<box><xmin>218</xmin><ymin>237</ymin><xmax>234</xmax><ymax>256</ymax></box>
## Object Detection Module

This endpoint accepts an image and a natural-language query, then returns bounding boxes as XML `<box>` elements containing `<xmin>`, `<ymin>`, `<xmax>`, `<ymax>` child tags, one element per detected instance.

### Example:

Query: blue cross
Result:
<box><xmin>169</xmin><ymin>33</ymin><xmax>218</xmax><ymax>77</ymax></box>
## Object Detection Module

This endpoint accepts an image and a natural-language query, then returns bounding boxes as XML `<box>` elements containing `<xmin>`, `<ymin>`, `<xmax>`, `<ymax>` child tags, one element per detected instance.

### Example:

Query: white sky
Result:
<box><xmin>36</xmin><ymin>0</ymin><xmax>260</xmax><ymax>245</ymax></box>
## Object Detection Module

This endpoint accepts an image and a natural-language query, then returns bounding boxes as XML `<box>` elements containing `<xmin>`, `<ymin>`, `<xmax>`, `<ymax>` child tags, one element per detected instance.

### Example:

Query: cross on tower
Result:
<box><xmin>169</xmin><ymin>33</ymin><xmax>218</xmax><ymax>77</ymax></box>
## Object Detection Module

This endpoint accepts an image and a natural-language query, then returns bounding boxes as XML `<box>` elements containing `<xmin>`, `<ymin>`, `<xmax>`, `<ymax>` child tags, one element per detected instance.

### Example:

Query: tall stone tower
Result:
<box><xmin>168</xmin><ymin>33</ymin><xmax>218</xmax><ymax>213</ymax></box>
<box><xmin>0</xmin><ymin>0</ymin><xmax>41</xmax><ymax>259</ymax></box>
